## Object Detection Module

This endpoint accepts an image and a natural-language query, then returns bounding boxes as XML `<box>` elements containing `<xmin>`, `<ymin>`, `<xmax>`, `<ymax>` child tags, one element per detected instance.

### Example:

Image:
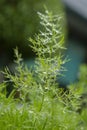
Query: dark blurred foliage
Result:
<box><xmin>0</xmin><ymin>0</ymin><xmax>41</xmax><ymax>58</ymax></box>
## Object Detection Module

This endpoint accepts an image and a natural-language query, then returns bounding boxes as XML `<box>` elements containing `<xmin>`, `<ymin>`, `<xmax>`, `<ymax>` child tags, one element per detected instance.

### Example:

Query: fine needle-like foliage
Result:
<box><xmin>0</xmin><ymin>9</ymin><xmax>87</xmax><ymax>130</ymax></box>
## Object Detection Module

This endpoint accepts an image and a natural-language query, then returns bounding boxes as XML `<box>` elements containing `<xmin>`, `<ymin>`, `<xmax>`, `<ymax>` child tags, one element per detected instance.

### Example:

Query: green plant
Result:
<box><xmin>0</xmin><ymin>9</ymin><xmax>87</xmax><ymax>130</ymax></box>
